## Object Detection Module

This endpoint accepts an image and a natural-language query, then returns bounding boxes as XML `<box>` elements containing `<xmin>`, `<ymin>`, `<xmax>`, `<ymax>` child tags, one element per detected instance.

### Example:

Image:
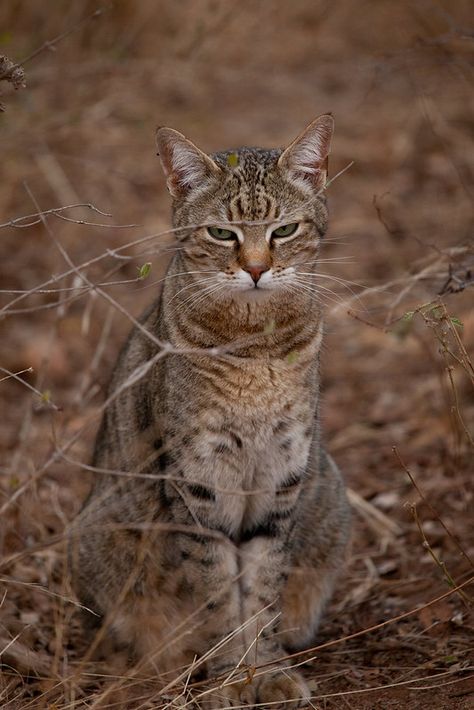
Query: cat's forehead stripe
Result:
<box><xmin>213</xmin><ymin>148</ymin><xmax>281</xmax><ymax>221</ymax></box>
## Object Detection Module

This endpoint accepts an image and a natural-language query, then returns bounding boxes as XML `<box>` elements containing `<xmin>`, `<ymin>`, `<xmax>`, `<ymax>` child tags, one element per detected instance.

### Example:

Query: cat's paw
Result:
<box><xmin>251</xmin><ymin>668</ymin><xmax>310</xmax><ymax>709</ymax></box>
<box><xmin>203</xmin><ymin>669</ymin><xmax>308</xmax><ymax>708</ymax></box>
<box><xmin>204</xmin><ymin>681</ymin><xmax>252</xmax><ymax>708</ymax></box>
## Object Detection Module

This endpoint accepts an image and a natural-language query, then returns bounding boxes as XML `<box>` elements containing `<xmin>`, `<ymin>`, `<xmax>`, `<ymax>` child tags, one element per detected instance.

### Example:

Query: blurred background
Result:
<box><xmin>0</xmin><ymin>1</ymin><xmax>473</xmax><ymax>707</ymax></box>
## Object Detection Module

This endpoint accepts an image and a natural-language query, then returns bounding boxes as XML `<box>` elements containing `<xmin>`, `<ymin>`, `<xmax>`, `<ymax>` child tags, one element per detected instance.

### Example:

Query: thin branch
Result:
<box><xmin>0</xmin><ymin>202</ymin><xmax>113</xmax><ymax>230</ymax></box>
<box><xmin>394</xmin><ymin>446</ymin><xmax>474</xmax><ymax>570</ymax></box>
<box><xmin>0</xmin><ymin>366</ymin><xmax>60</xmax><ymax>411</ymax></box>
<box><xmin>0</xmin><ymin>7</ymin><xmax>106</xmax><ymax>80</ymax></box>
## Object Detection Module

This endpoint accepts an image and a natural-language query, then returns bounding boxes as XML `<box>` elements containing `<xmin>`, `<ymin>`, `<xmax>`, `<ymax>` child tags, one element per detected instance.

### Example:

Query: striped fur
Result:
<box><xmin>69</xmin><ymin>116</ymin><xmax>351</xmax><ymax>708</ymax></box>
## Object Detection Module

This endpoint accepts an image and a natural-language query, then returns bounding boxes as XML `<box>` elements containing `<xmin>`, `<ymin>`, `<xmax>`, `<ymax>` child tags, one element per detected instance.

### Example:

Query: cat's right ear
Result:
<box><xmin>156</xmin><ymin>127</ymin><xmax>221</xmax><ymax>198</ymax></box>
<box><xmin>278</xmin><ymin>114</ymin><xmax>334</xmax><ymax>192</ymax></box>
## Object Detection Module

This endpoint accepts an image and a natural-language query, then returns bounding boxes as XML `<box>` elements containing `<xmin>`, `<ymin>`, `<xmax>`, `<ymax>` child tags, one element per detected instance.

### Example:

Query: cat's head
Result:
<box><xmin>156</xmin><ymin>116</ymin><xmax>333</xmax><ymax>302</ymax></box>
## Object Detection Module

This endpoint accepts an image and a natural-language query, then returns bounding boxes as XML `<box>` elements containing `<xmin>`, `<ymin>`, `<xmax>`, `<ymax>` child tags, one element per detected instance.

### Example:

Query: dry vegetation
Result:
<box><xmin>0</xmin><ymin>1</ymin><xmax>473</xmax><ymax>708</ymax></box>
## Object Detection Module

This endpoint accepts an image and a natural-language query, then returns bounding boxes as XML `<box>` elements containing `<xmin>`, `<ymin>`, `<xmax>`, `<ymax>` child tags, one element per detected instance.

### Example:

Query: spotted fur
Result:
<box><xmin>69</xmin><ymin>116</ymin><xmax>351</xmax><ymax>708</ymax></box>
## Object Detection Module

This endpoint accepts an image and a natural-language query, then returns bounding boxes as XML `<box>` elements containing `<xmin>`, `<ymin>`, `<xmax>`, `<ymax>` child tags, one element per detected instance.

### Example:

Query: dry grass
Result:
<box><xmin>0</xmin><ymin>1</ymin><xmax>473</xmax><ymax>708</ymax></box>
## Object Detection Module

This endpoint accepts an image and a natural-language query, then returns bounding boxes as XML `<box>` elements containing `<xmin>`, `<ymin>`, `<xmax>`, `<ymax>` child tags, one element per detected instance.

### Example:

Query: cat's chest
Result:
<box><xmin>185</xmin><ymin>358</ymin><xmax>314</xmax><ymax>470</ymax></box>
<box><xmin>173</xmin><ymin>360</ymin><xmax>316</xmax><ymax>536</ymax></box>
<box><xmin>184</xmin><ymin>414</ymin><xmax>311</xmax><ymax>538</ymax></box>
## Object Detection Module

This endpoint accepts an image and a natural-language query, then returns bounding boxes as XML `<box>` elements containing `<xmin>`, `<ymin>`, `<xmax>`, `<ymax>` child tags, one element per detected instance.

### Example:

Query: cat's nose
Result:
<box><xmin>245</xmin><ymin>263</ymin><xmax>269</xmax><ymax>284</ymax></box>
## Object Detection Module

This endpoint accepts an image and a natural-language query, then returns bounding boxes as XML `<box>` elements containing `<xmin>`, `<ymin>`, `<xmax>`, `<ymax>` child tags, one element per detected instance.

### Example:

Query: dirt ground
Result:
<box><xmin>0</xmin><ymin>2</ymin><xmax>473</xmax><ymax>708</ymax></box>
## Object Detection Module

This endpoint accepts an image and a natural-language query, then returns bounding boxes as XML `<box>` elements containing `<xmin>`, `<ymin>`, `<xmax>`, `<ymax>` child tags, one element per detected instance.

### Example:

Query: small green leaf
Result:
<box><xmin>263</xmin><ymin>319</ymin><xmax>275</xmax><ymax>335</ymax></box>
<box><xmin>286</xmin><ymin>350</ymin><xmax>299</xmax><ymax>364</ymax></box>
<box><xmin>0</xmin><ymin>31</ymin><xmax>12</xmax><ymax>45</ymax></box>
<box><xmin>450</xmin><ymin>317</ymin><xmax>463</xmax><ymax>329</ymax></box>
<box><xmin>443</xmin><ymin>655</ymin><xmax>458</xmax><ymax>665</ymax></box>
<box><xmin>428</xmin><ymin>304</ymin><xmax>443</xmax><ymax>319</ymax></box>
<box><xmin>138</xmin><ymin>262</ymin><xmax>152</xmax><ymax>279</ymax></box>
<box><xmin>41</xmin><ymin>390</ymin><xmax>51</xmax><ymax>403</ymax></box>
<box><xmin>227</xmin><ymin>152</ymin><xmax>239</xmax><ymax>168</ymax></box>
<box><xmin>402</xmin><ymin>311</ymin><xmax>415</xmax><ymax>321</ymax></box>
<box><xmin>9</xmin><ymin>475</ymin><xmax>19</xmax><ymax>489</ymax></box>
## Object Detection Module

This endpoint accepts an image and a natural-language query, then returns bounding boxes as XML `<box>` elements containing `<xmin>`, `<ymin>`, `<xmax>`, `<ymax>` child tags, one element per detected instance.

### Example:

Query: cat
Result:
<box><xmin>69</xmin><ymin>115</ymin><xmax>351</xmax><ymax>709</ymax></box>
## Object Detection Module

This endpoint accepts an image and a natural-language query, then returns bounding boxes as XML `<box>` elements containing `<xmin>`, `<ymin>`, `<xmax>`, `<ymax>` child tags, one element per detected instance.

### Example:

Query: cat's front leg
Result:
<box><xmin>168</xmin><ymin>529</ymin><xmax>259</xmax><ymax>709</ymax></box>
<box><xmin>233</xmin><ymin>533</ymin><xmax>310</xmax><ymax>709</ymax></box>
<box><xmin>203</xmin><ymin>532</ymin><xmax>309</xmax><ymax>709</ymax></box>
<box><xmin>185</xmin><ymin>523</ymin><xmax>308</xmax><ymax>708</ymax></box>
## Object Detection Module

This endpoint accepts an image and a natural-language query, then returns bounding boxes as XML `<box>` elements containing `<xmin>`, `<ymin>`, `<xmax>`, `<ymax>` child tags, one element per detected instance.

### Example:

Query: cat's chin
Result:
<box><xmin>230</xmin><ymin>287</ymin><xmax>275</xmax><ymax>304</ymax></box>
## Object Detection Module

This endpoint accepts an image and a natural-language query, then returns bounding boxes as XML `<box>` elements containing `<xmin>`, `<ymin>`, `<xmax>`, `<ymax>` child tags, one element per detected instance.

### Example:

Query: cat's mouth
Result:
<box><xmin>218</xmin><ymin>268</ymin><xmax>279</xmax><ymax>301</ymax></box>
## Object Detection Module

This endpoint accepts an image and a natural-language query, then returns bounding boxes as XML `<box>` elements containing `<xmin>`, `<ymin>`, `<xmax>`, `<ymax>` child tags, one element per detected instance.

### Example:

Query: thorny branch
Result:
<box><xmin>438</xmin><ymin>262</ymin><xmax>474</xmax><ymax>295</ymax></box>
<box><xmin>0</xmin><ymin>55</ymin><xmax>25</xmax><ymax>90</ymax></box>
<box><xmin>393</xmin><ymin>446</ymin><xmax>474</xmax><ymax>570</ymax></box>
<box><xmin>0</xmin><ymin>7</ymin><xmax>106</xmax><ymax>110</ymax></box>
<box><xmin>0</xmin><ymin>202</ymin><xmax>118</xmax><ymax>230</ymax></box>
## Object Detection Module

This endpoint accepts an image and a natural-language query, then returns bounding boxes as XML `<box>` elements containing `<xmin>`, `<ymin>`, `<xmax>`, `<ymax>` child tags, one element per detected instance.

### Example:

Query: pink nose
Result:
<box><xmin>245</xmin><ymin>264</ymin><xmax>269</xmax><ymax>284</ymax></box>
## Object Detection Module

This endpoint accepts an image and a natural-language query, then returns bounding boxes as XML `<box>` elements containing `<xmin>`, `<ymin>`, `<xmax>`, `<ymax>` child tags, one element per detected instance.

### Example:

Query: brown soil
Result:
<box><xmin>0</xmin><ymin>2</ymin><xmax>473</xmax><ymax>708</ymax></box>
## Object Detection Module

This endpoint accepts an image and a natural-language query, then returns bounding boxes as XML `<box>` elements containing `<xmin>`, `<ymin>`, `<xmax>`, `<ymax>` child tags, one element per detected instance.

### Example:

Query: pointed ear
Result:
<box><xmin>278</xmin><ymin>114</ymin><xmax>334</xmax><ymax>191</ymax></box>
<box><xmin>155</xmin><ymin>127</ymin><xmax>221</xmax><ymax>198</ymax></box>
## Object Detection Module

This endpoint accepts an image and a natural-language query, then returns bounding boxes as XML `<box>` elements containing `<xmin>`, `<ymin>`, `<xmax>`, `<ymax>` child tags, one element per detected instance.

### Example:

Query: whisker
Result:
<box><xmin>297</xmin><ymin>256</ymin><xmax>354</xmax><ymax>263</ymax></box>
<box><xmin>294</xmin><ymin>275</ymin><xmax>342</xmax><ymax>296</ymax></box>
<box><xmin>295</xmin><ymin>273</ymin><xmax>339</xmax><ymax>296</ymax></box>
<box><xmin>133</xmin><ymin>269</ymin><xmax>219</xmax><ymax>293</ymax></box>
<box><xmin>297</xmin><ymin>279</ymin><xmax>369</xmax><ymax>313</ymax></box>
<box><xmin>166</xmin><ymin>269</ymin><xmax>218</xmax><ymax>281</ymax></box>
<box><xmin>292</xmin><ymin>256</ymin><xmax>355</xmax><ymax>268</ymax></box>
<box><xmin>320</xmin><ymin>237</ymin><xmax>352</xmax><ymax>244</ymax></box>
<box><xmin>292</xmin><ymin>278</ymin><xmax>345</xmax><ymax>306</ymax></box>
<box><xmin>296</xmin><ymin>272</ymin><xmax>368</xmax><ymax>311</ymax></box>
<box><xmin>178</xmin><ymin>278</ymin><xmax>223</xmax><ymax>309</ymax></box>
<box><xmin>170</xmin><ymin>278</ymin><xmax>218</xmax><ymax>303</ymax></box>
<box><xmin>290</xmin><ymin>279</ymin><xmax>336</xmax><ymax>301</ymax></box>
<box><xmin>181</xmin><ymin>282</ymin><xmax>227</xmax><ymax>314</ymax></box>
<box><xmin>290</xmin><ymin>284</ymin><xmax>339</xmax><ymax>308</ymax></box>
<box><xmin>167</xmin><ymin>276</ymin><xmax>219</xmax><ymax>305</ymax></box>
<box><xmin>179</xmin><ymin>285</ymin><xmax>218</xmax><ymax>310</ymax></box>
<box><xmin>296</xmin><ymin>272</ymin><xmax>366</xmax><ymax>289</ymax></box>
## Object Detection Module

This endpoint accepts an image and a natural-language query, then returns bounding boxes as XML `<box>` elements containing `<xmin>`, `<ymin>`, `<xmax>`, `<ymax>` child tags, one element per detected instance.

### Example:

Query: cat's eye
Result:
<box><xmin>272</xmin><ymin>223</ymin><xmax>299</xmax><ymax>238</ymax></box>
<box><xmin>207</xmin><ymin>226</ymin><xmax>237</xmax><ymax>241</ymax></box>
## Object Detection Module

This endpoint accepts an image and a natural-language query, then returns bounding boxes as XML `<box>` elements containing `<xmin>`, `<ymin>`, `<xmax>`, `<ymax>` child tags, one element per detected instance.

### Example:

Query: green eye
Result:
<box><xmin>207</xmin><ymin>226</ymin><xmax>237</xmax><ymax>240</ymax></box>
<box><xmin>272</xmin><ymin>223</ymin><xmax>299</xmax><ymax>238</ymax></box>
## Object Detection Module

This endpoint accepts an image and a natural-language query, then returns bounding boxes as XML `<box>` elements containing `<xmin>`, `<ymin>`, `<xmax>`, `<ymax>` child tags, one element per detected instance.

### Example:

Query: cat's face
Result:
<box><xmin>156</xmin><ymin>117</ymin><xmax>333</xmax><ymax>303</ymax></box>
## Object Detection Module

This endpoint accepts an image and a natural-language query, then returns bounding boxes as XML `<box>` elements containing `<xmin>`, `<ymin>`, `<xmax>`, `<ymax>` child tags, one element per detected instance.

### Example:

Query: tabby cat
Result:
<box><xmin>69</xmin><ymin>115</ymin><xmax>351</xmax><ymax>708</ymax></box>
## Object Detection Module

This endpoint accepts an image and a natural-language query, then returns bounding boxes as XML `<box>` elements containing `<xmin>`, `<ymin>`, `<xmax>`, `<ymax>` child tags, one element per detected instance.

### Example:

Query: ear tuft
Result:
<box><xmin>278</xmin><ymin>114</ymin><xmax>334</xmax><ymax>191</ymax></box>
<box><xmin>155</xmin><ymin>127</ymin><xmax>221</xmax><ymax>198</ymax></box>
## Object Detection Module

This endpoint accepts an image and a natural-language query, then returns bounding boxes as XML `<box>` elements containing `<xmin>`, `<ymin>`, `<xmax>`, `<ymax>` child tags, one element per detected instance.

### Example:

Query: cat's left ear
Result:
<box><xmin>156</xmin><ymin>127</ymin><xmax>221</xmax><ymax>198</ymax></box>
<box><xmin>278</xmin><ymin>114</ymin><xmax>334</xmax><ymax>191</ymax></box>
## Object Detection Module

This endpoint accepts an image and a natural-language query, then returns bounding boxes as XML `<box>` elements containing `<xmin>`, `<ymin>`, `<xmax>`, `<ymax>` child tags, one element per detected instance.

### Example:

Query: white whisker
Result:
<box><xmin>286</xmin><ymin>282</ymin><xmax>337</xmax><ymax>307</ymax></box>
<box><xmin>167</xmin><ymin>276</ymin><xmax>219</xmax><ymax>305</ymax></box>
<box><xmin>296</xmin><ymin>256</ymin><xmax>354</xmax><ymax>264</ymax></box>
<box><xmin>292</xmin><ymin>277</ymin><xmax>344</xmax><ymax>306</ymax></box>
<box><xmin>181</xmin><ymin>282</ymin><xmax>227</xmax><ymax>314</ymax></box>
<box><xmin>296</xmin><ymin>272</ymin><xmax>366</xmax><ymax>289</ymax></box>
<box><xmin>297</xmin><ymin>271</ymin><xmax>367</xmax><ymax>296</ymax></box>
<box><xmin>296</xmin><ymin>272</ymin><xmax>368</xmax><ymax>310</ymax></box>
<box><xmin>179</xmin><ymin>284</ymin><xmax>219</xmax><ymax>310</ymax></box>
<box><xmin>135</xmin><ymin>269</ymin><xmax>219</xmax><ymax>293</ymax></box>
